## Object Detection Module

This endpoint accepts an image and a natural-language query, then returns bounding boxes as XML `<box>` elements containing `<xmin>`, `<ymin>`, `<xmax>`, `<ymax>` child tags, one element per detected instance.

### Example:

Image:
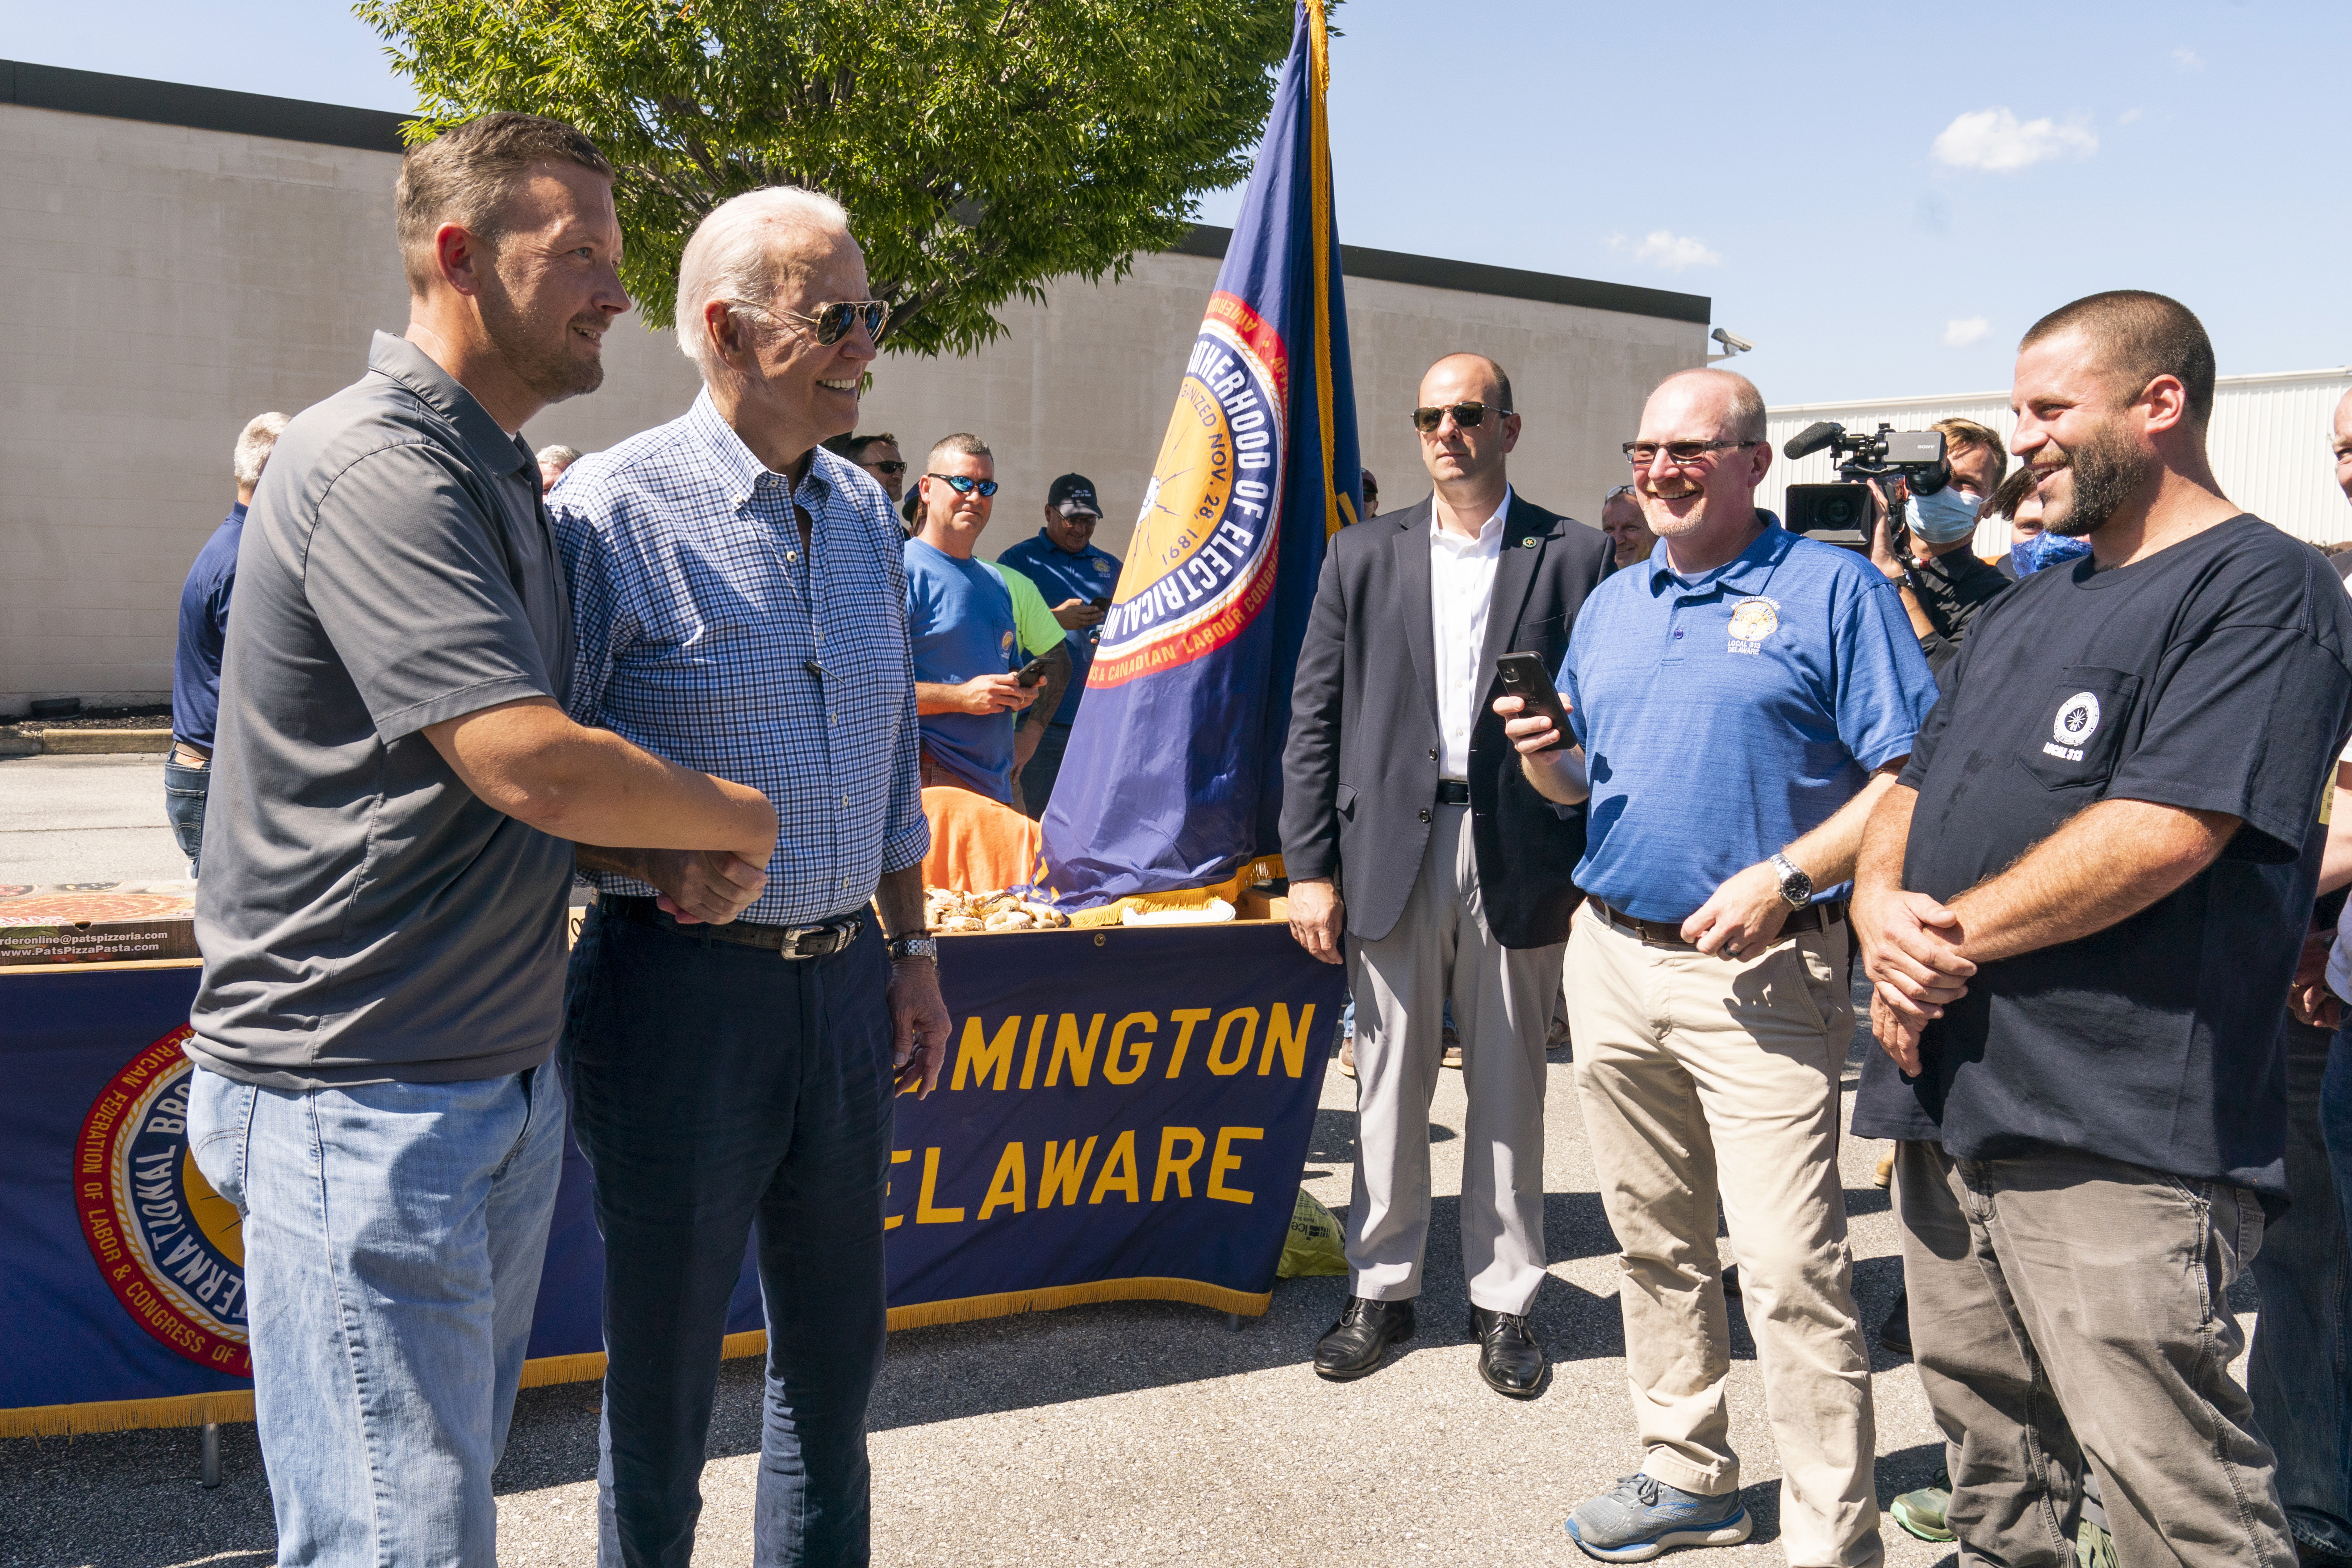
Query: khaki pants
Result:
<box><xmin>1344</xmin><ymin>803</ymin><xmax>1563</xmax><ymax>1314</ymax></box>
<box><xmin>1567</xmin><ymin>899</ymin><xmax>1880</xmax><ymax>1568</ymax></box>
<box><xmin>1897</xmin><ymin>1139</ymin><xmax>2294</xmax><ymax>1568</ymax></box>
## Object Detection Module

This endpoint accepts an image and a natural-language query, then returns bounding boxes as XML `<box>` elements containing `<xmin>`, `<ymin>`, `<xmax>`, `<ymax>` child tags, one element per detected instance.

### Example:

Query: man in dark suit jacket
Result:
<box><xmin>1282</xmin><ymin>351</ymin><xmax>1609</xmax><ymax>1397</ymax></box>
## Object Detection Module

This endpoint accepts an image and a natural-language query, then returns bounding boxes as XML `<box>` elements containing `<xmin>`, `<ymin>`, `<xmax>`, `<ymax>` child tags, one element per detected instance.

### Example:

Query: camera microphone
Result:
<box><xmin>1782</xmin><ymin>422</ymin><xmax>1843</xmax><ymax>461</ymax></box>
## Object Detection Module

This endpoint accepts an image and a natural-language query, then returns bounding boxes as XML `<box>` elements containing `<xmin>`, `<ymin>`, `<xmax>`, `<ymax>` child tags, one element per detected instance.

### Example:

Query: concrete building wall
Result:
<box><xmin>0</xmin><ymin>77</ymin><xmax>1704</xmax><ymax>713</ymax></box>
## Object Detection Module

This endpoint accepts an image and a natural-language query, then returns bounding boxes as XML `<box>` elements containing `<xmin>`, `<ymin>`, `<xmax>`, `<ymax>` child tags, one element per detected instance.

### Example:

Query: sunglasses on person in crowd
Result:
<box><xmin>1621</xmin><ymin>439</ymin><xmax>1762</xmax><ymax>467</ymax></box>
<box><xmin>927</xmin><ymin>473</ymin><xmax>1000</xmax><ymax>497</ymax></box>
<box><xmin>868</xmin><ymin>460</ymin><xmax>907</xmax><ymax>476</ymax></box>
<box><xmin>1411</xmin><ymin>401</ymin><xmax>1513</xmax><ymax>433</ymax></box>
<box><xmin>737</xmin><ymin>298</ymin><xmax>892</xmax><ymax>346</ymax></box>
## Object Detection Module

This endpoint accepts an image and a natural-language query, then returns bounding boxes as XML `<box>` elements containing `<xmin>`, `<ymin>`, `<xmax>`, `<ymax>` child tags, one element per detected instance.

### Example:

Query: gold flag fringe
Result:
<box><xmin>4</xmin><ymin>1284</ymin><xmax>1269</xmax><ymax>1436</ymax></box>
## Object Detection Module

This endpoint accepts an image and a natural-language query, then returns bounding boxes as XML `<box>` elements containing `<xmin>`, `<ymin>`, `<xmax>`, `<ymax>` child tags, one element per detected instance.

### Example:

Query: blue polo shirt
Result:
<box><xmin>997</xmin><ymin>528</ymin><xmax>1122</xmax><ymax>726</ymax></box>
<box><xmin>906</xmin><ymin>537</ymin><xmax>1023</xmax><ymax>801</ymax></box>
<box><xmin>1560</xmin><ymin>515</ymin><xmax>1939</xmax><ymax>922</ymax></box>
<box><xmin>171</xmin><ymin>504</ymin><xmax>246</xmax><ymax>748</ymax></box>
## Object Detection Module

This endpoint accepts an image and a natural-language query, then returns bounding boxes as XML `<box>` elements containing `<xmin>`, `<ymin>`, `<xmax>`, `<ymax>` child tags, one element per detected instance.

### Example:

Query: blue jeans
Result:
<box><xmin>163</xmin><ymin>758</ymin><xmax>209</xmax><ymax>874</ymax></box>
<box><xmin>186</xmin><ymin>1062</ymin><xmax>566</xmax><ymax>1567</ymax></box>
<box><xmin>562</xmin><ymin>904</ymin><xmax>896</xmax><ymax>1568</ymax></box>
<box><xmin>2248</xmin><ymin>1020</ymin><xmax>2352</xmax><ymax>1555</ymax></box>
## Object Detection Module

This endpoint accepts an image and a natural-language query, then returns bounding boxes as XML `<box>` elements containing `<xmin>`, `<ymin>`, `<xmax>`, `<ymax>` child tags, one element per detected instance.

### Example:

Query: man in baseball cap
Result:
<box><xmin>998</xmin><ymin>470</ymin><xmax>1123</xmax><ymax>815</ymax></box>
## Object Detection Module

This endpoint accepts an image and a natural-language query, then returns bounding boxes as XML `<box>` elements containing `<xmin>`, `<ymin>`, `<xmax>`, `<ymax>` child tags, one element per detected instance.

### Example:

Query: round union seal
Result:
<box><xmin>1727</xmin><ymin>597</ymin><xmax>1780</xmax><ymax>643</ymax></box>
<box><xmin>75</xmin><ymin>1025</ymin><xmax>251</xmax><ymax>1376</ymax></box>
<box><xmin>2054</xmin><ymin>691</ymin><xmax>2102</xmax><ymax>745</ymax></box>
<box><xmin>1090</xmin><ymin>291</ymin><xmax>1289</xmax><ymax>688</ymax></box>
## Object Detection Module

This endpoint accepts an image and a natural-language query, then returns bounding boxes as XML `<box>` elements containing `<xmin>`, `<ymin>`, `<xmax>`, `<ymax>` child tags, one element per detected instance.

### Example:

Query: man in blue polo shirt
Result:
<box><xmin>166</xmin><ymin>410</ymin><xmax>287</xmax><ymax>875</ymax></box>
<box><xmin>907</xmin><ymin>432</ymin><xmax>1045</xmax><ymax>802</ymax></box>
<box><xmin>1504</xmin><ymin>368</ymin><xmax>1938</xmax><ymax>1566</ymax></box>
<box><xmin>997</xmin><ymin>471</ymin><xmax>1120</xmax><ymax>816</ymax></box>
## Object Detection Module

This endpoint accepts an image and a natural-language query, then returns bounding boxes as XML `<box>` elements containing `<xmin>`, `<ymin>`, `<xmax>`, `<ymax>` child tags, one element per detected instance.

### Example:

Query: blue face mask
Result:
<box><xmin>1909</xmin><ymin>485</ymin><xmax>1984</xmax><ymax>545</ymax></box>
<box><xmin>2009</xmin><ymin>531</ymin><xmax>2092</xmax><ymax>575</ymax></box>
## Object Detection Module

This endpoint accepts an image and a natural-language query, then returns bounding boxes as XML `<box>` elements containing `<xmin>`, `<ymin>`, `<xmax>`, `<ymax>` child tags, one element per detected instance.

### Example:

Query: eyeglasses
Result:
<box><xmin>1621</xmin><ymin>439</ymin><xmax>1760</xmax><ymax>467</ymax></box>
<box><xmin>735</xmin><ymin>298</ymin><xmax>892</xmax><ymax>346</ymax></box>
<box><xmin>1412</xmin><ymin>401</ymin><xmax>1513</xmax><ymax>433</ymax></box>
<box><xmin>926</xmin><ymin>472</ymin><xmax>999</xmax><ymax>498</ymax></box>
<box><xmin>868</xmin><ymin>460</ymin><xmax>907</xmax><ymax>476</ymax></box>
<box><xmin>1604</xmin><ymin>483</ymin><xmax>1637</xmax><ymax>500</ymax></box>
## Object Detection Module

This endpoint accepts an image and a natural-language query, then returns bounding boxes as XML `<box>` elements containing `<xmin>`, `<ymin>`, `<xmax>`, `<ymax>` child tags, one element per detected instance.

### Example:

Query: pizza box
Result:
<box><xmin>0</xmin><ymin>882</ymin><xmax>200</xmax><ymax>966</ymax></box>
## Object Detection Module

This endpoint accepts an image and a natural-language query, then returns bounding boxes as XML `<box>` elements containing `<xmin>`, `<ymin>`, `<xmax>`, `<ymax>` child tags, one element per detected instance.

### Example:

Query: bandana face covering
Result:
<box><xmin>2010</xmin><ymin>531</ymin><xmax>2092</xmax><ymax>575</ymax></box>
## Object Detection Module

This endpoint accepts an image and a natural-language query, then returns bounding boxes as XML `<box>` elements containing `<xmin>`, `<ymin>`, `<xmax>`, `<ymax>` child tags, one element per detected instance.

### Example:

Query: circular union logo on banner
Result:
<box><xmin>76</xmin><ymin>1024</ymin><xmax>251</xmax><ymax>1376</ymax></box>
<box><xmin>1090</xmin><ymin>291</ymin><xmax>1290</xmax><ymax>689</ymax></box>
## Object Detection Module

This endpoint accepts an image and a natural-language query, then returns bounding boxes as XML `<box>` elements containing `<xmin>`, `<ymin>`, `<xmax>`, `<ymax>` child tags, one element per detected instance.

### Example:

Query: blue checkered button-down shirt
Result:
<box><xmin>549</xmin><ymin>392</ymin><xmax>927</xmax><ymax>924</ymax></box>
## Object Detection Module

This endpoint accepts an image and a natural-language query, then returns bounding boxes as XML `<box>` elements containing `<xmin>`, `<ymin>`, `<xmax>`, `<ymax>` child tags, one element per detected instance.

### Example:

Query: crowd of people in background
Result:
<box><xmin>155</xmin><ymin>105</ymin><xmax>2352</xmax><ymax>1568</ymax></box>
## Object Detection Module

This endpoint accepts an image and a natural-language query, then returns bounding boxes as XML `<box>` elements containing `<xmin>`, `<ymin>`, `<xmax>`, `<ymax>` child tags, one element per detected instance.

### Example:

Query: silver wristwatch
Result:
<box><xmin>886</xmin><ymin>935</ymin><xmax>940</xmax><ymax>963</ymax></box>
<box><xmin>1768</xmin><ymin>852</ymin><xmax>1813</xmax><ymax>910</ymax></box>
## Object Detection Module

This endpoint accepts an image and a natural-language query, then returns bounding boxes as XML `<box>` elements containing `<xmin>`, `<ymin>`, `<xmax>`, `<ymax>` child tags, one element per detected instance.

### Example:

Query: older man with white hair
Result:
<box><xmin>167</xmin><ymin>410</ymin><xmax>288</xmax><ymax>874</ymax></box>
<box><xmin>549</xmin><ymin>185</ymin><xmax>945</xmax><ymax>1568</ymax></box>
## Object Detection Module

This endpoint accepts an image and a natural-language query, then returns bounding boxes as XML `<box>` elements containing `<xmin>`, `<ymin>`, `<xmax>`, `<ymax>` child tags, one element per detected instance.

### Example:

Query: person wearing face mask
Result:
<box><xmin>1986</xmin><ymin>462</ymin><xmax>2095</xmax><ymax>579</ymax></box>
<box><xmin>1867</xmin><ymin>419</ymin><xmax>2014</xmax><ymax>684</ymax></box>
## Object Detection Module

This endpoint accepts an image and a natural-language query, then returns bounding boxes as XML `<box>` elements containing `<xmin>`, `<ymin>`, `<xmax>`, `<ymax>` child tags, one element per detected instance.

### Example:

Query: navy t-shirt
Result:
<box><xmin>1852</xmin><ymin>516</ymin><xmax>2352</xmax><ymax>1197</ymax></box>
<box><xmin>997</xmin><ymin>529</ymin><xmax>1122</xmax><ymax>726</ymax></box>
<box><xmin>171</xmin><ymin>505</ymin><xmax>246</xmax><ymax>748</ymax></box>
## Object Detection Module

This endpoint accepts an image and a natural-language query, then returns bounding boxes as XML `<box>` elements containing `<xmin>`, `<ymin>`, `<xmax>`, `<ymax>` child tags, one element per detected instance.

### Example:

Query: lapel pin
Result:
<box><xmin>1521</xmin><ymin>537</ymin><xmax>1541</xmax><ymax>549</ymax></box>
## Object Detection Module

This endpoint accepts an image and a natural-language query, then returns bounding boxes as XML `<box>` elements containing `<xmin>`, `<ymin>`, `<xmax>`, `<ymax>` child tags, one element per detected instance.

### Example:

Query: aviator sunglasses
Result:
<box><xmin>734</xmin><ymin>297</ymin><xmax>893</xmax><ymax>346</ymax></box>
<box><xmin>1411</xmin><ymin>401</ymin><xmax>1513</xmax><ymax>433</ymax></box>
<box><xmin>926</xmin><ymin>472</ymin><xmax>1000</xmax><ymax>497</ymax></box>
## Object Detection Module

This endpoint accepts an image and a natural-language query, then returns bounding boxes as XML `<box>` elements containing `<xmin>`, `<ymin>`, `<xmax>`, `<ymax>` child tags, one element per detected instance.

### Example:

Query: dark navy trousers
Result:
<box><xmin>562</xmin><ymin>905</ymin><xmax>896</xmax><ymax>1568</ymax></box>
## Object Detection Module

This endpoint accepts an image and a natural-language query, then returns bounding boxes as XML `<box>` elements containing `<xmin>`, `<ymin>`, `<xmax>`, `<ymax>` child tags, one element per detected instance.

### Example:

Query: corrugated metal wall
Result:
<box><xmin>1760</xmin><ymin>368</ymin><xmax>2352</xmax><ymax>556</ymax></box>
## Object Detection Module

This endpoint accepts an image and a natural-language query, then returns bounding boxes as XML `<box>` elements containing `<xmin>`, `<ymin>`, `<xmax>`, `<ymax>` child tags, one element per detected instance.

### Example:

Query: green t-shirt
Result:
<box><xmin>986</xmin><ymin>562</ymin><xmax>1065</xmax><ymax>657</ymax></box>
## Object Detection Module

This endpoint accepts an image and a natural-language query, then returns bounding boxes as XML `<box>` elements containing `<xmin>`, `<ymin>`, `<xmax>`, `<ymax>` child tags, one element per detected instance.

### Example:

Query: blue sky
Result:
<box><xmin>17</xmin><ymin>0</ymin><xmax>2348</xmax><ymax>403</ymax></box>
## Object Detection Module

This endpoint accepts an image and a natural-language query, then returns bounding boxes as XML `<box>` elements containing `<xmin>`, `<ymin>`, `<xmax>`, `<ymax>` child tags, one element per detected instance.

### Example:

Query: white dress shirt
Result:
<box><xmin>1429</xmin><ymin>486</ymin><xmax>1512</xmax><ymax>780</ymax></box>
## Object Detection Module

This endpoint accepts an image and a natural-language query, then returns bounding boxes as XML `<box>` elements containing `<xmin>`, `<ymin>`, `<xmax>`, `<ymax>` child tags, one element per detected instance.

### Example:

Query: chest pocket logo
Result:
<box><xmin>2018</xmin><ymin>668</ymin><xmax>2138</xmax><ymax>792</ymax></box>
<box><xmin>2047</xmin><ymin>692</ymin><xmax>2101</xmax><ymax>761</ymax></box>
<box><xmin>1726</xmin><ymin>597</ymin><xmax>1779</xmax><ymax>655</ymax></box>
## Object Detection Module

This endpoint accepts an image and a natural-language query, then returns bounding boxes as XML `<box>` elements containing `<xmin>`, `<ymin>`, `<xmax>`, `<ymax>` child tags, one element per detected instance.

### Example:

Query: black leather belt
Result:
<box><xmin>604</xmin><ymin>895</ymin><xmax>864</xmax><ymax>958</ymax></box>
<box><xmin>1435</xmin><ymin>779</ymin><xmax>1471</xmax><ymax>806</ymax></box>
<box><xmin>1586</xmin><ymin>894</ymin><xmax>1846</xmax><ymax>948</ymax></box>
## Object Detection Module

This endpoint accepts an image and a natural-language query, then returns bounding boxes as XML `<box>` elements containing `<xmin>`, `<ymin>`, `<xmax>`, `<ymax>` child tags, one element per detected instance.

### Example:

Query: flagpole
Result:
<box><xmin>1307</xmin><ymin>0</ymin><xmax>1349</xmax><ymax>535</ymax></box>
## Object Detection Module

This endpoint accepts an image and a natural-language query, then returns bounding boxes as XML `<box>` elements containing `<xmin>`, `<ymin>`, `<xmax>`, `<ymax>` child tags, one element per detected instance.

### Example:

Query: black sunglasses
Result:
<box><xmin>1622</xmin><ymin>439</ymin><xmax>1761</xmax><ymax>467</ymax></box>
<box><xmin>869</xmin><ymin>460</ymin><xmax>907</xmax><ymax>476</ymax></box>
<box><xmin>739</xmin><ymin>297</ymin><xmax>892</xmax><ymax>346</ymax></box>
<box><xmin>1412</xmin><ymin>401</ymin><xmax>1512</xmax><ymax>433</ymax></box>
<box><xmin>927</xmin><ymin>472</ymin><xmax>1000</xmax><ymax>498</ymax></box>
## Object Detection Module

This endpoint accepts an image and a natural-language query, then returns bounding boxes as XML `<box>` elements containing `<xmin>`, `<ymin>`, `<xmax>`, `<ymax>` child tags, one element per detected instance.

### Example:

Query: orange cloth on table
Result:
<box><xmin>920</xmin><ymin>786</ymin><xmax>1043</xmax><ymax>894</ymax></box>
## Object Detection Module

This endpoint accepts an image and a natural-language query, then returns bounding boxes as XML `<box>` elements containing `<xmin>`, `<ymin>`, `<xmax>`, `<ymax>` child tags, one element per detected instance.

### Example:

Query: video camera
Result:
<box><xmin>1780</xmin><ymin>422</ymin><xmax>1951</xmax><ymax>552</ymax></box>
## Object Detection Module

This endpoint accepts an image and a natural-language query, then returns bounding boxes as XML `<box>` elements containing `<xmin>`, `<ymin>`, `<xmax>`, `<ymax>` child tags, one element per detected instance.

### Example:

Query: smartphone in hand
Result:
<box><xmin>1015</xmin><ymin>653</ymin><xmax>1053</xmax><ymax>688</ymax></box>
<box><xmin>1493</xmin><ymin>652</ymin><xmax>1569</xmax><ymax>750</ymax></box>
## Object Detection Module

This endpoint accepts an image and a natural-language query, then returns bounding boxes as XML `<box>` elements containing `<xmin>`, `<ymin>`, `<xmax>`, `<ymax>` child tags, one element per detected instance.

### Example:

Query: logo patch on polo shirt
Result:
<box><xmin>1726</xmin><ymin>597</ymin><xmax>1780</xmax><ymax>654</ymax></box>
<box><xmin>2044</xmin><ymin>690</ymin><xmax>2101</xmax><ymax>762</ymax></box>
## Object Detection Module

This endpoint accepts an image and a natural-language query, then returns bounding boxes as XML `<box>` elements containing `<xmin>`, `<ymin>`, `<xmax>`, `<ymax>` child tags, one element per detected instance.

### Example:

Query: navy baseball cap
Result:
<box><xmin>1047</xmin><ymin>473</ymin><xmax>1103</xmax><ymax>519</ymax></box>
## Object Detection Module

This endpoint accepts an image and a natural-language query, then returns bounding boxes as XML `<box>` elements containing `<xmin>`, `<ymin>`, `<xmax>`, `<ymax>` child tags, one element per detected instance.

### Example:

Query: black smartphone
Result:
<box><xmin>1493</xmin><ymin>652</ymin><xmax>1569</xmax><ymax>749</ymax></box>
<box><xmin>1090</xmin><ymin>595</ymin><xmax>1111</xmax><ymax>611</ymax></box>
<box><xmin>1015</xmin><ymin>653</ymin><xmax>1053</xmax><ymax>688</ymax></box>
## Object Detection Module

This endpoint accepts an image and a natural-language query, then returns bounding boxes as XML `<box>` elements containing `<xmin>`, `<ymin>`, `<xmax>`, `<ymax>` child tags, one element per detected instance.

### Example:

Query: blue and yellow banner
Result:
<box><xmin>0</xmin><ymin>926</ymin><xmax>1342</xmax><ymax>1434</ymax></box>
<box><xmin>1040</xmin><ymin>0</ymin><xmax>1361</xmax><ymax>903</ymax></box>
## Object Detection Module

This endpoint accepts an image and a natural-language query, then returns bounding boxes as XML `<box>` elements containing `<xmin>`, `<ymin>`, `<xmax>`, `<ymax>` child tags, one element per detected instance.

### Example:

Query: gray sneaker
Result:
<box><xmin>1565</xmin><ymin>1474</ymin><xmax>1751</xmax><ymax>1562</ymax></box>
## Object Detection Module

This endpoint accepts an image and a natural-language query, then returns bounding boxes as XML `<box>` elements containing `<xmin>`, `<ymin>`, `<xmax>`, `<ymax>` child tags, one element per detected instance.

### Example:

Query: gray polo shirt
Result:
<box><xmin>188</xmin><ymin>332</ymin><xmax>575</xmax><ymax>1088</ymax></box>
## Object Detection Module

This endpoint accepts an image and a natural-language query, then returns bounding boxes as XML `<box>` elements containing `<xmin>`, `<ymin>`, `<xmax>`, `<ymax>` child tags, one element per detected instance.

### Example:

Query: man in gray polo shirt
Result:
<box><xmin>184</xmin><ymin>113</ymin><xmax>777</xmax><ymax>1567</ymax></box>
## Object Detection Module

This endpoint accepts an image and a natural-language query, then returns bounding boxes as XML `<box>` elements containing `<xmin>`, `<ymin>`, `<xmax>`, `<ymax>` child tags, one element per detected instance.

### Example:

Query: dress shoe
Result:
<box><xmin>1314</xmin><ymin>1295</ymin><xmax>1412</xmax><ymax>1380</ymax></box>
<box><xmin>1469</xmin><ymin>1305</ymin><xmax>1547</xmax><ymax>1398</ymax></box>
<box><xmin>1878</xmin><ymin>1285</ymin><xmax>1911</xmax><ymax>1356</ymax></box>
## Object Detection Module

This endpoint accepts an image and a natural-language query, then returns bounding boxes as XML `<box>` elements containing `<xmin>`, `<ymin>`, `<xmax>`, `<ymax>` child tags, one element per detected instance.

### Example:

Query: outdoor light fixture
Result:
<box><xmin>1709</xmin><ymin>327</ymin><xmax>1755</xmax><ymax>359</ymax></box>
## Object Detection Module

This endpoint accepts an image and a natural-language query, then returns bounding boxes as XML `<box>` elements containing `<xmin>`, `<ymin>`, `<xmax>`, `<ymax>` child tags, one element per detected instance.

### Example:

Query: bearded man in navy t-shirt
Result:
<box><xmin>1854</xmin><ymin>291</ymin><xmax>2352</xmax><ymax>1568</ymax></box>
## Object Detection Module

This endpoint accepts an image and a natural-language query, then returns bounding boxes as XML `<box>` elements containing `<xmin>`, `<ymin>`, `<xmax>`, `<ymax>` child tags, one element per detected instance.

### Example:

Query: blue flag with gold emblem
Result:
<box><xmin>1039</xmin><ymin>0</ymin><xmax>1360</xmax><ymax>904</ymax></box>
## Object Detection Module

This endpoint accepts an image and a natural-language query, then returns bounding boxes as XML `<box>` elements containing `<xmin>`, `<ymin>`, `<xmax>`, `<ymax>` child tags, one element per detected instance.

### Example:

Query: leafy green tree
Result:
<box><xmin>357</xmin><ymin>0</ymin><xmax>1300</xmax><ymax>355</ymax></box>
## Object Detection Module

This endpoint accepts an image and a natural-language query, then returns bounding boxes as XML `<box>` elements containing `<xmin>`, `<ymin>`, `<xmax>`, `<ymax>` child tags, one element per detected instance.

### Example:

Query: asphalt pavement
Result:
<box><xmin>0</xmin><ymin>754</ymin><xmax>188</xmax><ymax>886</ymax></box>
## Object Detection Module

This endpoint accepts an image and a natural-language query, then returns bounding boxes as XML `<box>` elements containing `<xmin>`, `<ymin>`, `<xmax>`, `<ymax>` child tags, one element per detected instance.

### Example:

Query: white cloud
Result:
<box><xmin>1930</xmin><ymin>107</ymin><xmax>2098</xmax><ymax>172</ymax></box>
<box><xmin>2118</xmin><ymin>107</ymin><xmax>2143</xmax><ymax>124</ymax></box>
<box><xmin>1943</xmin><ymin>317</ymin><xmax>1991</xmax><ymax>348</ymax></box>
<box><xmin>2172</xmin><ymin>47</ymin><xmax>2204</xmax><ymax>70</ymax></box>
<box><xmin>1609</xmin><ymin>229</ymin><xmax>1722</xmax><ymax>271</ymax></box>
